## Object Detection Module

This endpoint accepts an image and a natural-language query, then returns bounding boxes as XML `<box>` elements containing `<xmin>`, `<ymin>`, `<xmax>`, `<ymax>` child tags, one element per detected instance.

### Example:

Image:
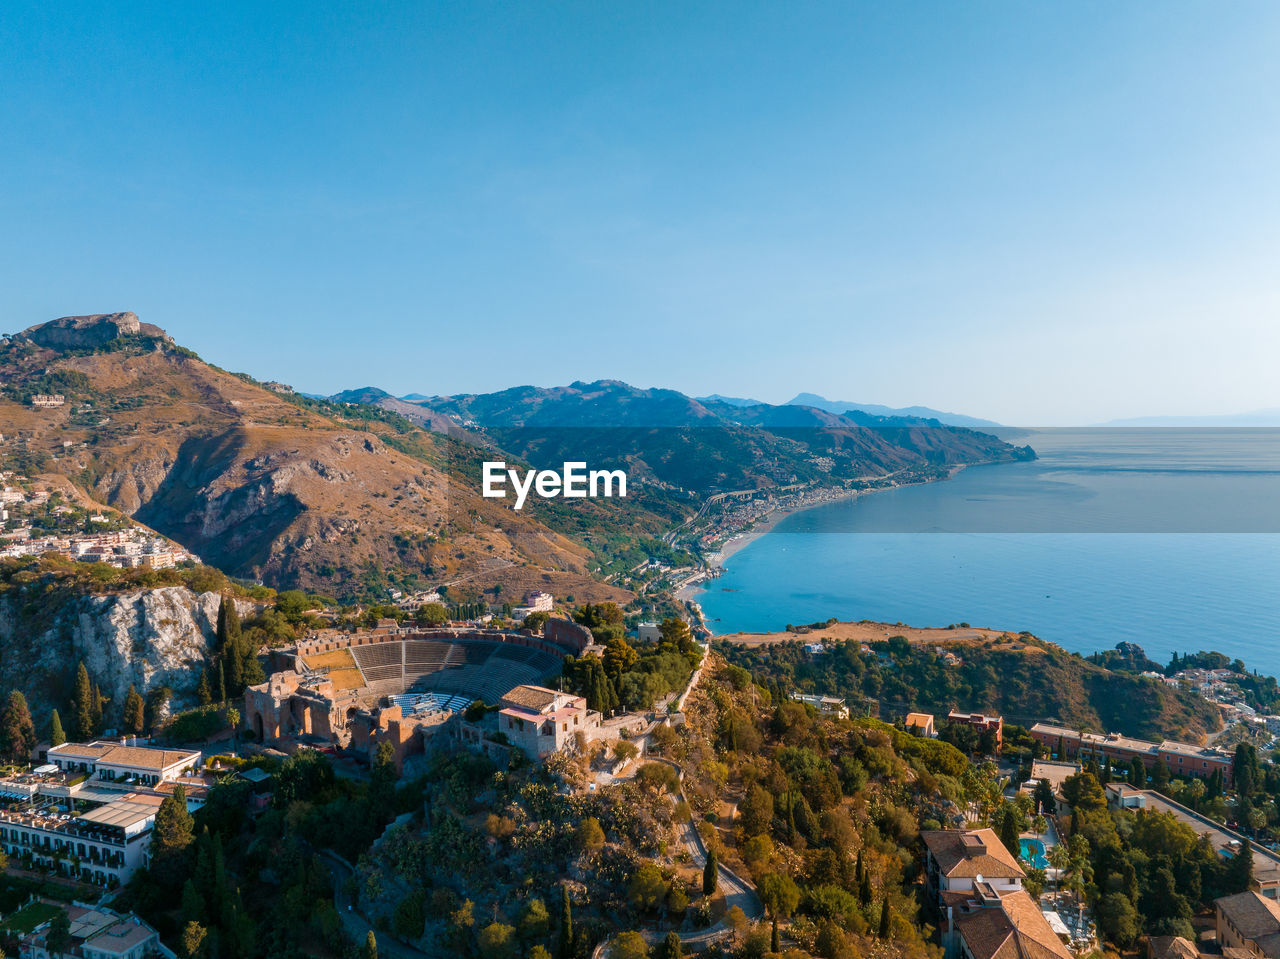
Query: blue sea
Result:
<box><xmin>697</xmin><ymin>429</ymin><xmax>1280</xmax><ymax>676</ymax></box>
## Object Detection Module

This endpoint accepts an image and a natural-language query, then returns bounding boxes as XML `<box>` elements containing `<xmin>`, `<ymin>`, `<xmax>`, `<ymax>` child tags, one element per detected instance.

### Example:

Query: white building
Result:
<box><xmin>791</xmin><ymin>692</ymin><xmax>850</xmax><ymax>720</ymax></box>
<box><xmin>496</xmin><ymin>685</ymin><xmax>596</xmax><ymax>759</ymax></box>
<box><xmin>46</xmin><ymin>741</ymin><xmax>201</xmax><ymax>787</ymax></box>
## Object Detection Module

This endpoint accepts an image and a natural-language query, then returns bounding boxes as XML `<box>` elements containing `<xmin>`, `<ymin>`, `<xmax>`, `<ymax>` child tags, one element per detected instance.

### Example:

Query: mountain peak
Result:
<box><xmin>13</xmin><ymin>312</ymin><xmax>170</xmax><ymax>351</ymax></box>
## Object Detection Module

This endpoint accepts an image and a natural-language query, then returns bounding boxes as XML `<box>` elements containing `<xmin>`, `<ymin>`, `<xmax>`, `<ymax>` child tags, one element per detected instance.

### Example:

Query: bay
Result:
<box><xmin>697</xmin><ymin>428</ymin><xmax>1280</xmax><ymax>675</ymax></box>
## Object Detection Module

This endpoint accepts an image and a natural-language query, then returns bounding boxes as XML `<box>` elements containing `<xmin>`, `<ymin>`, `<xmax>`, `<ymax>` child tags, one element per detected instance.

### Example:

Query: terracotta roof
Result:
<box><xmin>1148</xmin><ymin>936</ymin><xmax>1202</xmax><ymax>959</ymax></box>
<box><xmin>95</xmin><ymin>744</ymin><xmax>200</xmax><ymax>770</ymax></box>
<box><xmin>84</xmin><ymin>918</ymin><xmax>158</xmax><ymax>956</ymax></box>
<box><xmin>49</xmin><ymin>741</ymin><xmax>199</xmax><ymax>771</ymax></box>
<box><xmin>501</xmin><ymin>685</ymin><xmax>562</xmax><ymax>712</ymax></box>
<box><xmin>922</xmin><ymin>828</ymin><xmax>1026</xmax><ymax>880</ymax></box>
<box><xmin>954</xmin><ymin>890</ymin><xmax>1072</xmax><ymax>959</ymax></box>
<box><xmin>1216</xmin><ymin>891</ymin><xmax>1280</xmax><ymax>955</ymax></box>
<box><xmin>906</xmin><ymin>712</ymin><xmax>935</xmax><ymax>727</ymax></box>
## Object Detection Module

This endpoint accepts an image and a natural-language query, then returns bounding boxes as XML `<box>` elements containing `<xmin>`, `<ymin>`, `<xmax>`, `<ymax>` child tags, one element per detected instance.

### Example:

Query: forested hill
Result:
<box><xmin>347</xmin><ymin>379</ymin><xmax>1036</xmax><ymax>494</ymax></box>
<box><xmin>718</xmin><ymin>632</ymin><xmax>1224</xmax><ymax>742</ymax></box>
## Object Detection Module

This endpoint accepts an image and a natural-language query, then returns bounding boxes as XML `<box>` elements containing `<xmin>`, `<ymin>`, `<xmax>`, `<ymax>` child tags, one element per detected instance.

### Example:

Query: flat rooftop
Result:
<box><xmin>78</xmin><ymin>795</ymin><xmax>163</xmax><ymax>829</ymax></box>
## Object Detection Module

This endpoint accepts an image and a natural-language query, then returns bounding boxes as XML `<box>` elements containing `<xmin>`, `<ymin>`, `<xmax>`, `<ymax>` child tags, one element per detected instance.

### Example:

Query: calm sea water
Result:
<box><xmin>697</xmin><ymin>429</ymin><xmax>1280</xmax><ymax>675</ymax></box>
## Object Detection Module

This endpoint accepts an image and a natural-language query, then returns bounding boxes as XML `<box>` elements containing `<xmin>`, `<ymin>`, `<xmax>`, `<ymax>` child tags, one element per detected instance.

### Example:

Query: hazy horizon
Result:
<box><xmin>3</xmin><ymin>3</ymin><xmax>1278</xmax><ymax>425</ymax></box>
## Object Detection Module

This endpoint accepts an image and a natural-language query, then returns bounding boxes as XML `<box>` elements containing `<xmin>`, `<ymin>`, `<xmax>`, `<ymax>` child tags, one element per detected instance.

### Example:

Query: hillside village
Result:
<box><xmin>0</xmin><ymin>472</ymin><xmax>197</xmax><ymax>570</ymax></box>
<box><xmin>0</xmin><ymin>317</ymin><xmax>1276</xmax><ymax>959</ymax></box>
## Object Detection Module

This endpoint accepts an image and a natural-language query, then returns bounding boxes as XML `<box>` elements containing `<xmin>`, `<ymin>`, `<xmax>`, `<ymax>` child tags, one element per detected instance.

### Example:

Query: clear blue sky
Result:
<box><xmin>2</xmin><ymin>2</ymin><xmax>1277</xmax><ymax>424</ymax></box>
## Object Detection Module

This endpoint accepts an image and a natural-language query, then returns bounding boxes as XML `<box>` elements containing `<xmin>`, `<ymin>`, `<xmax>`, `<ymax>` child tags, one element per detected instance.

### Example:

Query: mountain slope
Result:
<box><xmin>788</xmin><ymin>392</ymin><xmax>1001</xmax><ymax>428</ymax></box>
<box><xmin>402</xmin><ymin>380</ymin><xmax>1032</xmax><ymax>493</ymax></box>
<box><xmin>0</xmin><ymin>315</ymin><xmax>620</xmax><ymax>601</ymax></box>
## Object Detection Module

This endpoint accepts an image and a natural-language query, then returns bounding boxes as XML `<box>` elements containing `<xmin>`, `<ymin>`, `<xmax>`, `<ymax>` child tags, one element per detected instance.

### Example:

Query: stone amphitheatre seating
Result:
<box><xmin>339</xmin><ymin>636</ymin><xmax>563</xmax><ymax>703</ymax></box>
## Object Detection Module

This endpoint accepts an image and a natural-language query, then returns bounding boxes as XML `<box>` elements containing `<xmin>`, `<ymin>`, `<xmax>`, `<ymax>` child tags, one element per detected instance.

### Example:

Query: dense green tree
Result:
<box><xmin>1235</xmin><ymin>743</ymin><xmax>1260</xmax><ymax>799</ymax></box>
<box><xmin>240</xmin><ymin>648</ymin><xmax>265</xmax><ymax>687</ymax></box>
<box><xmin>1032</xmin><ymin>778</ymin><xmax>1056</xmax><ymax>815</ymax></box>
<box><xmin>364</xmin><ymin>930</ymin><xmax>378</xmax><ymax>959</ymax></box>
<box><xmin>520</xmin><ymin>898</ymin><xmax>549</xmax><ymax>943</ymax></box>
<box><xmin>90</xmin><ymin>682</ymin><xmax>104</xmax><ymax>735</ymax></box>
<box><xmin>48</xmin><ymin>708</ymin><xmax>66</xmax><ymax>747</ymax></box>
<box><xmin>628</xmin><ymin>863</ymin><xmax>668</xmax><ymax>912</ymax></box>
<box><xmin>608</xmin><ymin>932</ymin><xmax>650</xmax><ymax>959</ymax></box>
<box><xmin>153</xmin><ymin>784</ymin><xmax>194</xmax><ymax>885</ymax></box>
<box><xmin>558</xmin><ymin>885</ymin><xmax>573</xmax><ymax>959</ymax></box>
<box><xmin>72</xmin><ymin>661</ymin><xmax>93</xmax><ymax>741</ymax></box>
<box><xmin>416</xmin><ymin>602</ymin><xmax>449</xmax><ymax>626</ymax></box>
<box><xmin>1227</xmin><ymin>840</ymin><xmax>1254</xmax><ymax>894</ymax></box>
<box><xmin>1128</xmin><ymin>757</ymin><xmax>1146</xmax><ymax>788</ymax></box>
<box><xmin>878</xmin><ymin>896</ymin><xmax>892</xmax><ymax>939</ymax></box>
<box><xmin>999</xmin><ymin>805</ymin><xmax>1021</xmax><ymax>859</ymax></box>
<box><xmin>577</xmin><ymin>816</ymin><xmax>605</xmax><ymax>852</ymax></box>
<box><xmin>658</xmin><ymin>930</ymin><xmax>683</xmax><ymax>959</ymax></box>
<box><xmin>739</xmin><ymin>783</ymin><xmax>775</xmax><ymax>837</ymax></box>
<box><xmin>1097</xmin><ymin>891</ymin><xmax>1140</xmax><ymax>948</ymax></box>
<box><xmin>123</xmin><ymin>684</ymin><xmax>145</xmax><ymax>735</ymax></box>
<box><xmin>758</xmin><ymin>872</ymin><xmax>800</xmax><ymax>952</ymax></box>
<box><xmin>1</xmin><ymin>690</ymin><xmax>36</xmax><ymax>762</ymax></box>
<box><xmin>155</xmin><ymin>784</ymin><xmax>195</xmax><ymax>855</ymax></box>
<box><xmin>196</xmin><ymin>669</ymin><xmax>212</xmax><ymax>706</ymax></box>
<box><xmin>703</xmin><ymin>848</ymin><xmax>718</xmax><ymax>895</ymax></box>
<box><xmin>1151</xmin><ymin>757</ymin><xmax>1172</xmax><ymax>790</ymax></box>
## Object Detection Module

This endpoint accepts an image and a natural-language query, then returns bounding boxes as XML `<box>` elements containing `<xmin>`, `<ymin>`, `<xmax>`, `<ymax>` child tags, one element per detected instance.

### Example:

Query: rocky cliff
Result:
<box><xmin>0</xmin><ymin>585</ymin><xmax>223</xmax><ymax>723</ymax></box>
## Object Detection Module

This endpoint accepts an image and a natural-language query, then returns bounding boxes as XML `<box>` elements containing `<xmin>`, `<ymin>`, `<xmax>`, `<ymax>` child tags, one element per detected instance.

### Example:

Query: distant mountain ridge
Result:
<box><xmin>787</xmin><ymin>392</ymin><xmax>1001</xmax><ymax>428</ymax></box>
<box><xmin>1098</xmin><ymin>409</ymin><xmax>1280</xmax><ymax>427</ymax></box>
<box><xmin>366</xmin><ymin>379</ymin><xmax>1034</xmax><ymax>495</ymax></box>
<box><xmin>696</xmin><ymin>393</ymin><xmax>767</xmax><ymax>408</ymax></box>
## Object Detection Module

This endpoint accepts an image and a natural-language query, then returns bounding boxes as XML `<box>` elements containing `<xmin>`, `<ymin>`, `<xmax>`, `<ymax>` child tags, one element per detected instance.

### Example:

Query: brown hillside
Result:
<box><xmin>0</xmin><ymin>322</ymin><xmax>628</xmax><ymax>601</ymax></box>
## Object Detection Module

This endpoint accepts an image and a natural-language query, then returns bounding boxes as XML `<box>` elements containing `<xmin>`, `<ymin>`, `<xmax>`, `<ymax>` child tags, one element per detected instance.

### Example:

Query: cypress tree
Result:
<box><xmin>859</xmin><ymin>866</ymin><xmax>873</xmax><ymax>906</ymax></box>
<box><xmin>72</xmin><ymin>661</ymin><xmax>93</xmax><ymax>741</ymax></box>
<box><xmin>558</xmin><ymin>885</ymin><xmax>573</xmax><ymax>959</ymax></box>
<box><xmin>181</xmin><ymin>878</ymin><xmax>204</xmax><ymax>924</ymax></box>
<box><xmin>703</xmin><ymin>848</ymin><xmax>718</xmax><ymax>895</ymax></box>
<box><xmin>123</xmin><ymin>685</ymin><xmax>145</xmax><ymax>735</ymax></box>
<box><xmin>217</xmin><ymin>660</ymin><xmax>227</xmax><ymax>705</ymax></box>
<box><xmin>364</xmin><ymin>930</ymin><xmax>378</xmax><ymax>959</ymax></box>
<box><xmin>224</xmin><ymin>642</ymin><xmax>243</xmax><ymax>696</ymax></box>
<box><xmin>216</xmin><ymin>595</ymin><xmax>241</xmax><ymax>652</ymax></box>
<box><xmin>196</xmin><ymin>670</ymin><xmax>212</xmax><ymax>706</ymax></box>
<box><xmin>999</xmin><ymin>806</ymin><xmax>1021</xmax><ymax>859</ymax></box>
<box><xmin>90</xmin><ymin>683</ymin><xmax>104</xmax><ymax>735</ymax></box>
<box><xmin>49</xmin><ymin>708</ymin><xmax>66</xmax><ymax>747</ymax></box>
<box><xmin>879</xmin><ymin>897</ymin><xmax>891</xmax><ymax>939</ymax></box>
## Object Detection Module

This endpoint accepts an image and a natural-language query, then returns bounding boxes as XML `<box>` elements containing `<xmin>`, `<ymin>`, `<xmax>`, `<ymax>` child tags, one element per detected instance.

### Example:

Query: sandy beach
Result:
<box><xmin>674</xmin><ymin>465</ymin><xmax>973</xmax><ymax>605</ymax></box>
<box><xmin>674</xmin><ymin>488</ymin><xmax>862</xmax><ymax>603</ymax></box>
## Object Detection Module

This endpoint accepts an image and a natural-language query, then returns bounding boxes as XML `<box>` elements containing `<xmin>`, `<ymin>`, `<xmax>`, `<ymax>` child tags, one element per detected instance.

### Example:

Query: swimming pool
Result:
<box><xmin>1020</xmin><ymin>838</ymin><xmax>1048</xmax><ymax>870</ymax></box>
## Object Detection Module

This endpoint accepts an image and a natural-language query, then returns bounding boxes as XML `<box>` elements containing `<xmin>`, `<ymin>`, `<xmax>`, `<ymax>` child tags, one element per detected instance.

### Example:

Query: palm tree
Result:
<box><xmin>1045</xmin><ymin>842</ymin><xmax>1071</xmax><ymax>901</ymax></box>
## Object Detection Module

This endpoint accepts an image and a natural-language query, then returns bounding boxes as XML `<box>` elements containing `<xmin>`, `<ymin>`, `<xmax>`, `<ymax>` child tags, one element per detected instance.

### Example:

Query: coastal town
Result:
<box><xmin>0</xmin><ymin>582</ymin><xmax>1277</xmax><ymax>959</ymax></box>
<box><xmin>0</xmin><ymin>472</ymin><xmax>198</xmax><ymax>570</ymax></box>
